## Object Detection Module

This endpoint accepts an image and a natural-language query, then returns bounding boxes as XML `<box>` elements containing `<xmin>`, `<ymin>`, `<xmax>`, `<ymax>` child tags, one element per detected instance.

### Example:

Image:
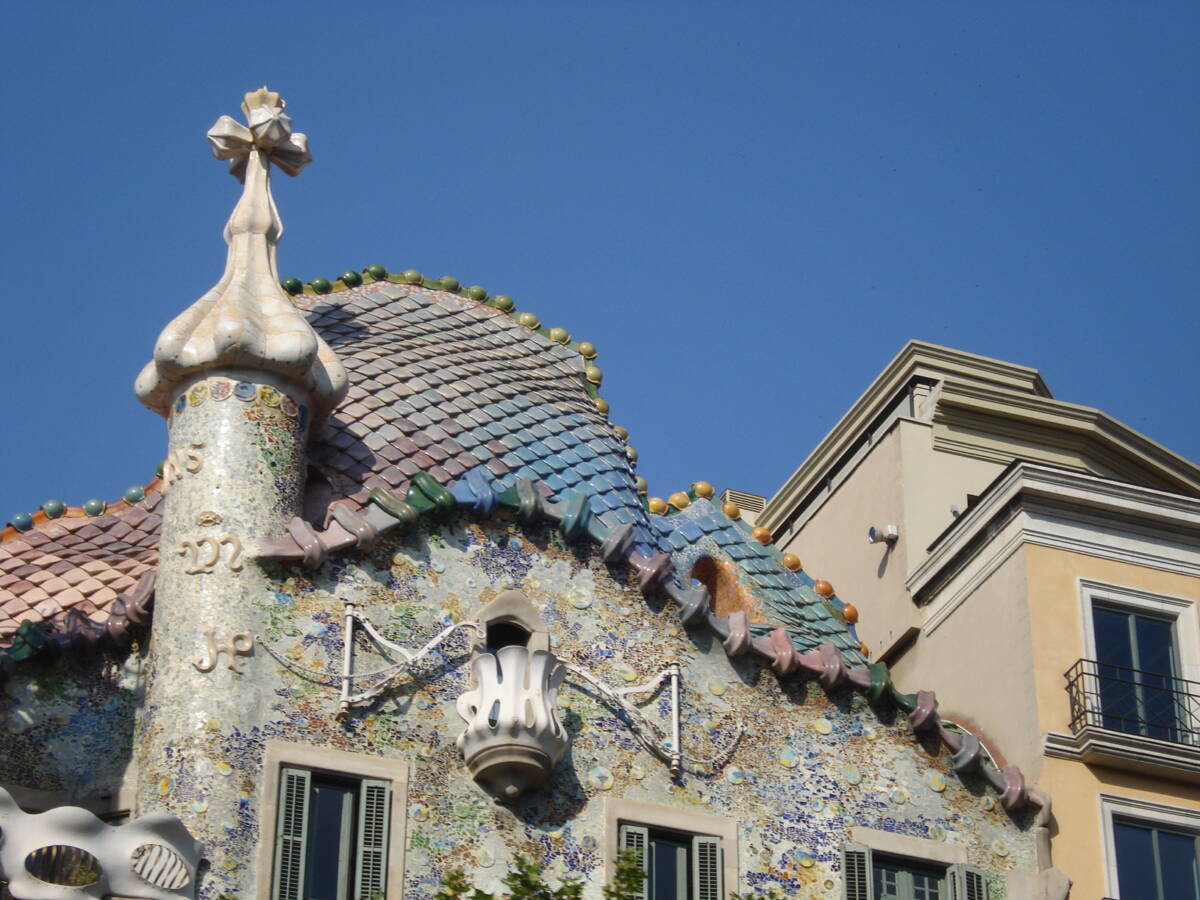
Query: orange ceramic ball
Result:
<box><xmin>692</xmin><ymin>481</ymin><xmax>715</xmax><ymax>499</ymax></box>
<box><xmin>814</xmin><ymin>580</ymin><xmax>835</xmax><ymax>598</ymax></box>
<box><xmin>841</xmin><ymin>603</ymin><xmax>859</xmax><ymax>624</ymax></box>
<box><xmin>860</xmin><ymin>642</ymin><xmax>870</xmax><ymax>658</ymax></box>
<box><xmin>722</xmin><ymin>501</ymin><xmax>741</xmax><ymax>519</ymax></box>
<box><xmin>648</xmin><ymin>497</ymin><xmax>668</xmax><ymax>515</ymax></box>
<box><xmin>781</xmin><ymin>553</ymin><xmax>802</xmax><ymax>571</ymax></box>
<box><xmin>752</xmin><ymin>526</ymin><xmax>773</xmax><ymax>545</ymax></box>
<box><xmin>668</xmin><ymin>492</ymin><xmax>691</xmax><ymax>510</ymax></box>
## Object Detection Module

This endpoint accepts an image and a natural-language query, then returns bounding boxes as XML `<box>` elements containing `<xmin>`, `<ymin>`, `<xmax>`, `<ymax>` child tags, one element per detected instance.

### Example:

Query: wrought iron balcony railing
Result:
<box><xmin>1066</xmin><ymin>658</ymin><xmax>1200</xmax><ymax>746</ymax></box>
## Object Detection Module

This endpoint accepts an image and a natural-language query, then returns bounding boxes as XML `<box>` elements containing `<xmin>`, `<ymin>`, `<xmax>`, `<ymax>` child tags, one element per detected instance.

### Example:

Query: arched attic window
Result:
<box><xmin>474</xmin><ymin>590</ymin><xmax>549</xmax><ymax>656</ymax></box>
<box><xmin>486</xmin><ymin>620</ymin><xmax>530</xmax><ymax>652</ymax></box>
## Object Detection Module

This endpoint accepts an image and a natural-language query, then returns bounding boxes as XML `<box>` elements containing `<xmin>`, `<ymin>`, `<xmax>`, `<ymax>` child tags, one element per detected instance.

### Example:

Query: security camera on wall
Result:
<box><xmin>867</xmin><ymin>524</ymin><xmax>899</xmax><ymax>545</ymax></box>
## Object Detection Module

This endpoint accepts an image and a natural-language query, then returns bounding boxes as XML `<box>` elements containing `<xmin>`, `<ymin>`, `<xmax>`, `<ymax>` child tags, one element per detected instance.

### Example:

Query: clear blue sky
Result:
<box><xmin>2</xmin><ymin>2</ymin><xmax>1197</xmax><ymax>519</ymax></box>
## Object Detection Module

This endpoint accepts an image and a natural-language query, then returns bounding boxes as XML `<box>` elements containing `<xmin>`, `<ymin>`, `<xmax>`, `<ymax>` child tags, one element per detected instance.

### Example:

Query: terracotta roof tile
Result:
<box><xmin>57</xmin><ymin>587</ymin><xmax>85</xmax><ymax>608</ymax></box>
<box><xmin>0</xmin><ymin>490</ymin><xmax>164</xmax><ymax>644</ymax></box>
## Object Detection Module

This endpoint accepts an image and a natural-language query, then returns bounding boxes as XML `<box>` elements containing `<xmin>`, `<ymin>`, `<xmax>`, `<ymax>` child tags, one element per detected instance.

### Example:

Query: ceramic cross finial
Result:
<box><xmin>208</xmin><ymin>87</ymin><xmax>312</xmax><ymax>183</ymax></box>
<box><xmin>135</xmin><ymin>89</ymin><xmax>347</xmax><ymax>422</ymax></box>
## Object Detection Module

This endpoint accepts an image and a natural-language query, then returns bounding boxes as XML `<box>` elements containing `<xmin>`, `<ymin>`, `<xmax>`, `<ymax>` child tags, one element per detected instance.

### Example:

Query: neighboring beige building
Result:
<box><xmin>756</xmin><ymin>340</ymin><xmax>1200</xmax><ymax>900</ymax></box>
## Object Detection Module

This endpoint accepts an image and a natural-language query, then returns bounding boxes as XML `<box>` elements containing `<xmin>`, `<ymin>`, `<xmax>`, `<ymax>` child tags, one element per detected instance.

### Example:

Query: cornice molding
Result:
<box><xmin>758</xmin><ymin>341</ymin><xmax>1050</xmax><ymax>532</ymax></box>
<box><xmin>909</xmin><ymin>464</ymin><xmax>1200</xmax><ymax>609</ymax></box>
<box><xmin>760</xmin><ymin>345</ymin><xmax>1200</xmax><ymax>534</ymax></box>
<box><xmin>1045</xmin><ymin>727</ymin><xmax>1200</xmax><ymax>784</ymax></box>
<box><xmin>920</xmin><ymin>521</ymin><xmax>1026</xmax><ymax>636</ymax></box>
<box><xmin>932</xmin><ymin>382</ymin><xmax>1200</xmax><ymax>496</ymax></box>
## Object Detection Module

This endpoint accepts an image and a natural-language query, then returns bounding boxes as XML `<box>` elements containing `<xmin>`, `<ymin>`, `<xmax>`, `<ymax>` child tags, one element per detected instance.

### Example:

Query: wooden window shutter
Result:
<box><xmin>354</xmin><ymin>778</ymin><xmax>391</xmax><ymax>900</ymax></box>
<box><xmin>950</xmin><ymin>865</ymin><xmax>988</xmax><ymax>900</ymax></box>
<box><xmin>617</xmin><ymin>824</ymin><xmax>649</xmax><ymax>900</ymax></box>
<box><xmin>273</xmin><ymin>767</ymin><xmax>311</xmax><ymax>900</ymax></box>
<box><xmin>841</xmin><ymin>843</ymin><xmax>873</xmax><ymax>900</ymax></box>
<box><xmin>691</xmin><ymin>835</ymin><xmax>723</xmax><ymax>900</ymax></box>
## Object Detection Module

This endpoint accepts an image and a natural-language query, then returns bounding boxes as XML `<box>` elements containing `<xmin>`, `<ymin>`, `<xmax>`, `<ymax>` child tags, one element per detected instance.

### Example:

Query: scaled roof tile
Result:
<box><xmin>1</xmin><ymin>282</ymin><xmax>856</xmax><ymax>666</ymax></box>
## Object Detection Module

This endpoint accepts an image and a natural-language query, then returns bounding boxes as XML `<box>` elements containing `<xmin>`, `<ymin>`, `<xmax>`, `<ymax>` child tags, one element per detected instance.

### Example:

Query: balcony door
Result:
<box><xmin>1092</xmin><ymin>605</ymin><xmax>1180</xmax><ymax>742</ymax></box>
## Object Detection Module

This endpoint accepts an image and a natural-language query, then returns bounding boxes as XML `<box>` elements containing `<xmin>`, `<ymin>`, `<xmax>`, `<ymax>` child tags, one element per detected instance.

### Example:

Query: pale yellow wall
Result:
<box><xmin>776</xmin><ymin>427</ymin><xmax>912</xmax><ymax>658</ymax></box>
<box><xmin>1041</xmin><ymin>756</ymin><xmax>1200</xmax><ymax>899</ymax></box>
<box><xmin>895</xmin><ymin>419</ymin><xmax>1006</xmax><ymax>573</ymax></box>
<box><xmin>891</xmin><ymin>548</ymin><xmax>1042</xmax><ymax>774</ymax></box>
<box><xmin>1024</xmin><ymin>545</ymin><xmax>1200</xmax><ymax>894</ymax></box>
<box><xmin>1024</xmin><ymin>545</ymin><xmax>1200</xmax><ymax>736</ymax></box>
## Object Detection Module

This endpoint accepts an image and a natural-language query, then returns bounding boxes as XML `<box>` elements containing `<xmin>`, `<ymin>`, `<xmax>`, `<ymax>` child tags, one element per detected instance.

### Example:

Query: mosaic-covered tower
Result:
<box><xmin>132</xmin><ymin>89</ymin><xmax>347</xmax><ymax>862</ymax></box>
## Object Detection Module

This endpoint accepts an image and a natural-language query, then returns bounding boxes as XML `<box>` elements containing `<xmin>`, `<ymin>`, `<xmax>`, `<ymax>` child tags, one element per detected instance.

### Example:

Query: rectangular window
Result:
<box><xmin>619</xmin><ymin>823</ymin><xmax>722</xmax><ymax>900</ymax></box>
<box><xmin>1093</xmin><ymin>604</ymin><xmax>1182</xmax><ymax>741</ymax></box>
<box><xmin>1113</xmin><ymin>817</ymin><xmax>1200</xmax><ymax>900</ymax></box>
<box><xmin>842</xmin><ymin>845</ymin><xmax>986</xmax><ymax>900</ymax></box>
<box><xmin>272</xmin><ymin>767</ymin><xmax>391</xmax><ymax>900</ymax></box>
<box><xmin>873</xmin><ymin>855</ymin><xmax>945</xmax><ymax>900</ymax></box>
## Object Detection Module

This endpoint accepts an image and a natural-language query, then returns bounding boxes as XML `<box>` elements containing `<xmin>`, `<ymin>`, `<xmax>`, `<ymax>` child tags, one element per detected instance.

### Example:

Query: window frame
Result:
<box><xmin>605</xmin><ymin>798</ymin><xmax>738</xmax><ymax>900</ymax></box>
<box><xmin>1100</xmin><ymin>793</ymin><xmax>1200</xmax><ymax>899</ymax></box>
<box><xmin>872</xmin><ymin>853</ymin><xmax>949</xmax><ymax>900</ymax></box>
<box><xmin>1078</xmin><ymin>580</ymin><xmax>1200</xmax><ymax>746</ymax></box>
<box><xmin>257</xmin><ymin>741</ymin><xmax>409</xmax><ymax>900</ymax></box>
<box><xmin>843</xmin><ymin>828</ymin><xmax>991</xmax><ymax>900</ymax></box>
<box><xmin>1079</xmin><ymin>580</ymin><xmax>1200</xmax><ymax>684</ymax></box>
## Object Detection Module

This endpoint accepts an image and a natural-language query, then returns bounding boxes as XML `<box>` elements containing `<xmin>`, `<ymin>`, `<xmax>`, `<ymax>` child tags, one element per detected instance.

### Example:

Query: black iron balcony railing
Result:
<box><xmin>1066</xmin><ymin>658</ymin><xmax>1200</xmax><ymax>746</ymax></box>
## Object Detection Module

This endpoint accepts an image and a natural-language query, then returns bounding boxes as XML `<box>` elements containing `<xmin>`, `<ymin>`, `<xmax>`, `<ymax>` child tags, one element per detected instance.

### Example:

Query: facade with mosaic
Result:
<box><xmin>0</xmin><ymin>91</ymin><xmax>1066</xmax><ymax>900</ymax></box>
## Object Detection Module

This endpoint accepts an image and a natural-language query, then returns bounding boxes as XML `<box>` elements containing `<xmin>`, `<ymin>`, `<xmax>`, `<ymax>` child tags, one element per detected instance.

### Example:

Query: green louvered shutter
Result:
<box><xmin>691</xmin><ymin>835</ymin><xmax>723</xmax><ymax>900</ymax></box>
<box><xmin>354</xmin><ymin>778</ymin><xmax>391</xmax><ymax>900</ymax></box>
<box><xmin>273</xmin><ymin>767</ymin><xmax>311</xmax><ymax>900</ymax></box>
<box><xmin>618</xmin><ymin>824</ymin><xmax>649</xmax><ymax>900</ymax></box>
<box><xmin>950</xmin><ymin>865</ymin><xmax>988</xmax><ymax>900</ymax></box>
<box><xmin>842</xmin><ymin>844</ymin><xmax>873</xmax><ymax>900</ymax></box>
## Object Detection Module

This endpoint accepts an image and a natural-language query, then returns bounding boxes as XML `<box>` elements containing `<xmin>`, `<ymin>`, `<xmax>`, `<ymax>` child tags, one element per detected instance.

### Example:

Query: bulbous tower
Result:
<box><xmin>133</xmin><ymin>89</ymin><xmax>346</xmax><ymax>897</ymax></box>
